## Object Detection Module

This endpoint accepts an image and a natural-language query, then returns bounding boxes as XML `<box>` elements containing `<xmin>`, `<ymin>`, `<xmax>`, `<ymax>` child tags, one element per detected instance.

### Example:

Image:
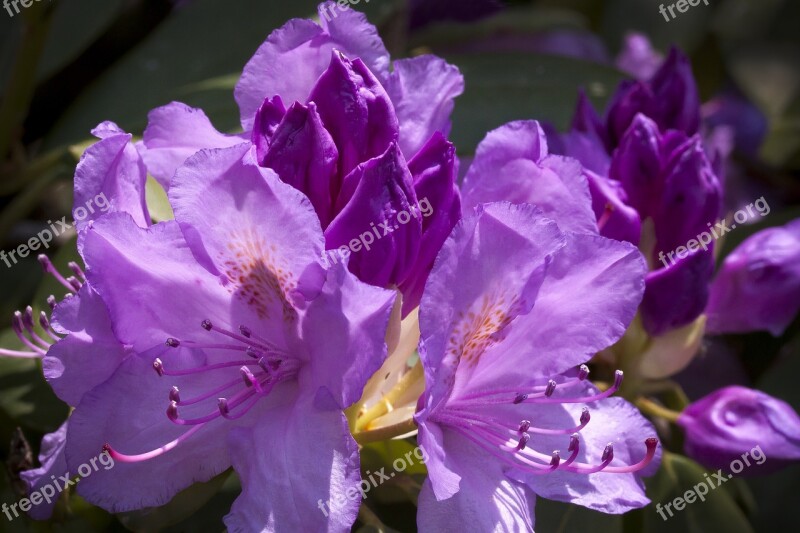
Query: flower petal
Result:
<box><xmin>235</xmin><ymin>4</ymin><xmax>389</xmax><ymax>132</ymax></box>
<box><xmin>20</xmin><ymin>423</ymin><xmax>68</xmax><ymax>520</ymax></box>
<box><xmin>308</xmin><ymin>51</ymin><xmax>398</xmax><ymax>179</ymax></box>
<box><xmin>301</xmin><ymin>261</ymin><xmax>396</xmax><ymax>409</ymax></box>
<box><xmin>65</xmin><ymin>352</ymin><xmax>275</xmax><ymax>511</ymax></box>
<box><xmin>140</xmin><ymin>102</ymin><xmax>243</xmax><ymax>189</ymax></box>
<box><xmin>466</xmin><ymin>231</ymin><xmax>645</xmax><ymax>391</ymax></box>
<box><xmin>462</xmin><ymin>121</ymin><xmax>597</xmax><ymax>235</ymax></box>
<box><xmin>74</xmin><ymin>122</ymin><xmax>149</xmax><ymax>229</ymax></box>
<box><xmin>419</xmin><ymin>202</ymin><xmax>565</xmax><ymax>403</ymax></box>
<box><xmin>511</xmin><ymin>390</ymin><xmax>657</xmax><ymax>513</ymax></box>
<box><xmin>258</xmin><ymin>102</ymin><xmax>339</xmax><ymax>227</ymax></box>
<box><xmin>224</xmin><ymin>388</ymin><xmax>361</xmax><ymax>533</ymax></box>
<box><xmin>399</xmin><ymin>132</ymin><xmax>462</xmax><ymax>315</ymax></box>
<box><xmin>169</xmin><ymin>144</ymin><xmax>327</xmax><ymax>331</ymax></box>
<box><xmin>417</xmin><ymin>435</ymin><xmax>536</xmax><ymax>532</ymax></box>
<box><xmin>385</xmin><ymin>55</ymin><xmax>464</xmax><ymax>158</ymax></box>
<box><xmin>325</xmin><ymin>143</ymin><xmax>421</xmax><ymax>289</ymax></box>
<box><xmin>43</xmin><ymin>285</ymin><xmax>128</xmax><ymax>406</ymax></box>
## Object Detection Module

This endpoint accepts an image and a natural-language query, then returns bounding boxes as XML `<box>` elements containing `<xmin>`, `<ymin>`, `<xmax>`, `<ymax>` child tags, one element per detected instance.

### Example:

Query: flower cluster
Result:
<box><xmin>2</xmin><ymin>3</ymin><xmax>799</xmax><ymax>532</ymax></box>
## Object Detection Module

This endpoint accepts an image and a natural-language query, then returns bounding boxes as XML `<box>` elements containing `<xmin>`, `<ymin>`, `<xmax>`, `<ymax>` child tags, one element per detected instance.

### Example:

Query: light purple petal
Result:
<box><xmin>418</xmin><ymin>202</ymin><xmax>565</xmax><ymax>404</ymax></box>
<box><xmin>43</xmin><ymin>285</ymin><xmax>128</xmax><ymax>406</ymax></box>
<box><xmin>66</xmin><ymin>351</ymin><xmax>276</xmax><ymax>511</ymax></box>
<box><xmin>301</xmin><ymin>261</ymin><xmax>395</xmax><ymax>409</ymax></box>
<box><xmin>81</xmin><ymin>215</ymin><xmax>241</xmax><ymax>352</ymax></box>
<box><xmin>140</xmin><ymin>102</ymin><xmax>243</xmax><ymax>189</ymax></box>
<box><xmin>224</xmin><ymin>389</ymin><xmax>361</xmax><ymax>533</ymax></box>
<box><xmin>235</xmin><ymin>4</ymin><xmax>389</xmax><ymax>131</ymax></box>
<box><xmin>169</xmin><ymin>144</ymin><xmax>327</xmax><ymax>328</ymax></box>
<box><xmin>74</xmin><ymin>122</ymin><xmax>149</xmax><ymax>229</ymax></box>
<box><xmin>20</xmin><ymin>423</ymin><xmax>68</xmax><ymax>520</ymax></box>
<box><xmin>462</xmin><ymin>121</ymin><xmax>597</xmax><ymax>235</ymax></box>
<box><xmin>464</xmin><ymin>231</ymin><xmax>645</xmax><ymax>393</ymax></box>
<box><xmin>385</xmin><ymin>55</ymin><xmax>464</xmax><ymax>158</ymax></box>
<box><xmin>417</xmin><ymin>435</ymin><xmax>536</xmax><ymax>532</ymax></box>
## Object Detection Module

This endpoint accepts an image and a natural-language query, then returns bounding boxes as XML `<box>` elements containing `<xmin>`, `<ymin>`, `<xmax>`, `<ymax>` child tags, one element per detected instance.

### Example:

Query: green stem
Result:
<box><xmin>636</xmin><ymin>397</ymin><xmax>682</xmax><ymax>424</ymax></box>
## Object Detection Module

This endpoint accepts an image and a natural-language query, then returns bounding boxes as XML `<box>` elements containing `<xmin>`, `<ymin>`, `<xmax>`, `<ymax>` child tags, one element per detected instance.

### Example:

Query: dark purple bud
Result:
<box><xmin>706</xmin><ymin>219</ymin><xmax>800</xmax><ymax>337</ymax></box>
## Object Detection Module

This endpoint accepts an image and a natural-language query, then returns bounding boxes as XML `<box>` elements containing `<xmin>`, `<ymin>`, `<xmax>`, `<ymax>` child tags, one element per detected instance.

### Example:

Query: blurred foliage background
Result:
<box><xmin>0</xmin><ymin>0</ymin><xmax>798</xmax><ymax>531</ymax></box>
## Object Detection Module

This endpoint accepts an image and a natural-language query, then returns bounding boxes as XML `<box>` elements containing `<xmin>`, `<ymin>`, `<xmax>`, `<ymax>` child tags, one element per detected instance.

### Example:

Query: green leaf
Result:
<box><xmin>441</xmin><ymin>52</ymin><xmax>626</xmax><ymax>154</ymax></box>
<box><xmin>642</xmin><ymin>452</ymin><xmax>754</xmax><ymax>533</ymax></box>
<box><xmin>43</xmin><ymin>0</ymin><xmax>325</xmax><ymax>149</ymax></box>
<box><xmin>533</xmin><ymin>498</ymin><xmax>623</xmax><ymax>533</ymax></box>
<box><xmin>117</xmin><ymin>469</ymin><xmax>234</xmax><ymax>532</ymax></box>
<box><xmin>0</xmin><ymin>329</ymin><xmax>68</xmax><ymax>436</ymax></box>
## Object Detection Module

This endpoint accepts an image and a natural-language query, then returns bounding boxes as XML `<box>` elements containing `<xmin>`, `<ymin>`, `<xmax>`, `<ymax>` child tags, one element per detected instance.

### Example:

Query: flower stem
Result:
<box><xmin>354</xmin><ymin>360</ymin><xmax>423</xmax><ymax>432</ymax></box>
<box><xmin>354</xmin><ymin>418</ymin><xmax>418</xmax><ymax>445</ymax></box>
<box><xmin>635</xmin><ymin>397</ymin><xmax>682</xmax><ymax>424</ymax></box>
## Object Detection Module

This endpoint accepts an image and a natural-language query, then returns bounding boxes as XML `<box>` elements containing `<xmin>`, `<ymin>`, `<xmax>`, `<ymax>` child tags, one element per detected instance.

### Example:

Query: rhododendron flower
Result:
<box><xmin>414</xmin><ymin>202</ymin><xmax>659</xmax><ymax>531</ymax></box>
<box><xmin>140</xmin><ymin>2</ymin><xmax>463</xmax><ymax>313</ymax></box>
<box><xmin>58</xmin><ymin>144</ymin><xmax>395</xmax><ymax>531</ymax></box>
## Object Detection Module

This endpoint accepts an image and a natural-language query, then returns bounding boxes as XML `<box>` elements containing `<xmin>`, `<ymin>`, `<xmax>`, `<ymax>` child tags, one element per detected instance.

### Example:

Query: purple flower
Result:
<box><xmin>460</xmin><ymin>121</ymin><xmax>598</xmax><ymax>235</ymax></box>
<box><xmin>605</xmin><ymin>48</ymin><xmax>701</xmax><ymax>148</ymax></box>
<box><xmin>59</xmin><ymin>144</ymin><xmax>395</xmax><ymax>531</ymax></box>
<box><xmin>139</xmin><ymin>2</ymin><xmax>463</xmax><ymax>313</ymax></box>
<box><xmin>677</xmin><ymin>386</ymin><xmax>800</xmax><ymax>475</ymax></box>
<box><xmin>706</xmin><ymin>218</ymin><xmax>800</xmax><ymax>336</ymax></box>
<box><xmin>250</xmin><ymin>52</ymin><xmax>462</xmax><ymax>314</ymax></box>
<box><xmin>606</xmin><ymin>114</ymin><xmax>722</xmax><ymax>335</ymax></box>
<box><xmin>414</xmin><ymin>202</ymin><xmax>659</xmax><ymax>531</ymax></box>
